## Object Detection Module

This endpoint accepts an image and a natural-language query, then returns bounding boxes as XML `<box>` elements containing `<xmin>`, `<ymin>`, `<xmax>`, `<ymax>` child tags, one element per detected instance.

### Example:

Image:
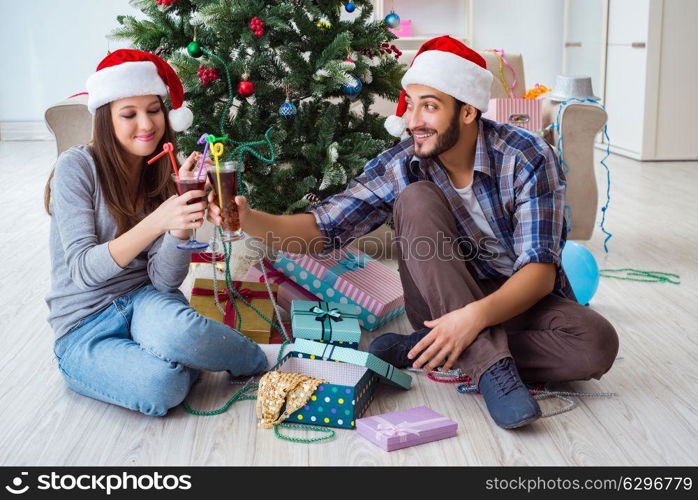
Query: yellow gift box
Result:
<box><xmin>189</xmin><ymin>278</ymin><xmax>278</xmax><ymax>344</ymax></box>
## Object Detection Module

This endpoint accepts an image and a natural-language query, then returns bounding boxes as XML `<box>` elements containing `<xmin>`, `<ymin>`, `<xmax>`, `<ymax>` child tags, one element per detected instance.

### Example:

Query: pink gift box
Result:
<box><xmin>388</xmin><ymin>19</ymin><xmax>412</xmax><ymax>38</ymax></box>
<box><xmin>356</xmin><ymin>405</ymin><xmax>458</xmax><ymax>452</ymax></box>
<box><xmin>483</xmin><ymin>98</ymin><xmax>542</xmax><ymax>132</ymax></box>
<box><xmin>244</xmin><ymin>259</ymin><xmax>317</xmax><ymax>316</ymax></box>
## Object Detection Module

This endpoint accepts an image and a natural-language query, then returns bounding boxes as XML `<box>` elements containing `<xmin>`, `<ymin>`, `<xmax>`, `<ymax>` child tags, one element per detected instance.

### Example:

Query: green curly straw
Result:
<box><xmin>200</xmin><ymin>47</ymin><xmax>276</xmax><ymax>197</ymax></box>
<box><xmin>200</xmin><ymin>48</ymin><xmax>234</xmax><ymax>137</ymax></box>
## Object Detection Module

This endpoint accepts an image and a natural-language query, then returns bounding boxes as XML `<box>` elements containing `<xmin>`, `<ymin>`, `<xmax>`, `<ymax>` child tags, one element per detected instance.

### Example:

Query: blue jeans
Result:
<box><xmin>53</xmin><ymin>284</ymin><xmax>267</xmax><ymax>416</ymax></box>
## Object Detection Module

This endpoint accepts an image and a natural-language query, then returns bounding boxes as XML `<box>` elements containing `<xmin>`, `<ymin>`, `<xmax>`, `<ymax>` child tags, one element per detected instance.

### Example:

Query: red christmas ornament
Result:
<box><xmin>249</xmin><ymin>17</ymin><xmax>265</xmax><ymax>36</ymax></box>
<box><xmin>196</xmin><ymin>65</ymin><xmax>220</xmax><ymax>86</ymax></box>
<box><xmin>237</xmin><ymin>79</ymin><xmax>255</xmax><ymax>98</ymax></box>
<box><xmin>156</xmin><ymin>0</ymin><xmax>176</xmax><ymax>6</ymax></box>
<box><xmin>377</xmin><ymin>43</ymin><xmax>402</xmax><ymax>59</ymax></box>
<box><xmin>361</xmin><ymin>44</ymin><xmax>402</xmax><ymax>60</ymax></box>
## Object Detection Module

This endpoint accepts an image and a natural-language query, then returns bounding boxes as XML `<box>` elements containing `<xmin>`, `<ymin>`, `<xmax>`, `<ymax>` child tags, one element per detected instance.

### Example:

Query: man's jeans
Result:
<box><xmin>53</xmin><ymin>284</ymin><xmax>267</xmax><ymax>416</ymax></box>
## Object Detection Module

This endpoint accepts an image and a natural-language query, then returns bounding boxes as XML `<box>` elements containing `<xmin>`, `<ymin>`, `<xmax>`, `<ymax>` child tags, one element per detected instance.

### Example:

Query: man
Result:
<box><xmin>207</xmin><ymin>36</ymin><xmax>619</xmax><ymax>429</ymax></box>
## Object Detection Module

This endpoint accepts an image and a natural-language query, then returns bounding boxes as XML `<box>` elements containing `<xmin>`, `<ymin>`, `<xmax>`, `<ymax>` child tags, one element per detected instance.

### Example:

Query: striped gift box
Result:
<box><xmin>483</xmin><ymin>98</ymin><xmax>542</xmax><ymax>132</ymax></box>
<box><xmin>273</xmin><ymin>245</ymin><xmax>404</xmax><ymax>331</ymax></box>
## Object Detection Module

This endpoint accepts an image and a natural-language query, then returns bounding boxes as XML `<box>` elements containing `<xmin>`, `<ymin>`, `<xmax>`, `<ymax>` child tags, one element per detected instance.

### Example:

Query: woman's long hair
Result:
<box><xmin>44</xmin><ymin>96</ymin><xmax>177</xmax><ymax>236</ymax></box>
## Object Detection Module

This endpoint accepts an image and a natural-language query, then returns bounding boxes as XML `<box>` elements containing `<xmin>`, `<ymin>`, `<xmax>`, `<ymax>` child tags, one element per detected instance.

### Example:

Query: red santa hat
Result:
<box><xmin>384</xmin><ymin>36</ymin><xmax>494</xmax><ymax>138</ymax></box>
<box><xmin>86</xmin><ymin>49</ymin><xmax>193</xmax><ymax>132</ymax></box>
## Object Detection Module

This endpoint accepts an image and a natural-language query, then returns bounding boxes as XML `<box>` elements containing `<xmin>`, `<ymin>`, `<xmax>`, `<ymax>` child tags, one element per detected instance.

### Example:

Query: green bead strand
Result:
<box><xmin>273</xmin><ymin>423</ymin><xmax>335</xmax><ymax>444</ymax></box>
<box><xmin>200</xmin><ymin>47</ymin><xmax>234</xmax><ymax>138</ymax></box>
<box><xmin>599</xmin><ymin>268</ymin><xmax>680</xmax><ymax>285</ymax></box>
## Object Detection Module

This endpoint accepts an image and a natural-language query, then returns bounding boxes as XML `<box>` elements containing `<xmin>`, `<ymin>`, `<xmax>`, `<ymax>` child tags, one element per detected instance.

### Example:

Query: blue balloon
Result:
<box><xmin>561</xmin><ymin>241</ymin><xmax>599</xmax><ymax>305</ymax></box>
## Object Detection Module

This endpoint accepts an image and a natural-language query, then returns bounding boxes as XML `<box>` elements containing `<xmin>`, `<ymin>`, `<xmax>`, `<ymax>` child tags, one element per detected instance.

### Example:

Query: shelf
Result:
<box><xmin>391</xmin><ymin>36</ymin><xmax>469</xmax><ymax>42</ymax></box>
<box><xmin>373</xmin><ymin>0</ymin><xmax>471</xmax><ymax>44</ymax></box>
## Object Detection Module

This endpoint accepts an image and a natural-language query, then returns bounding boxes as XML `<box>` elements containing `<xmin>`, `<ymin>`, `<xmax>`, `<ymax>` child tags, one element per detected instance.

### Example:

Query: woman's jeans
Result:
<box><xmin>53</xmin><ymin>284</ymin><xmax>267</xmax><ymax>416</ymax></box>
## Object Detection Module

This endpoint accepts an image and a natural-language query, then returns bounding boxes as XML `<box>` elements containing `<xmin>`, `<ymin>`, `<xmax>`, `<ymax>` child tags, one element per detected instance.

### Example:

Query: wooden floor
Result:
<box><xmin>1</xmin><ymin>139</ymin><xmax>696</xmax><ymax>466</ymax></box>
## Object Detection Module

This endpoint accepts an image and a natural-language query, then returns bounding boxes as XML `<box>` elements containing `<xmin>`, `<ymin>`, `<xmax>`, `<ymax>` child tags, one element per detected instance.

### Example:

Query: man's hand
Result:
<box><xmin>206</xmin><ymin>193</ymin><xmax>252</xmax><ymax>228</ymax></box>
<box><xmin>408</xmin><ymin>304</ymin><xmax>486</xmax><ymax>372</ymax></box>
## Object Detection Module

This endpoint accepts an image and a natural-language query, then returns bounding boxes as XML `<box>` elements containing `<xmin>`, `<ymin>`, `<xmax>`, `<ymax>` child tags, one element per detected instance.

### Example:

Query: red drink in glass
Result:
<box><xmin>207</xmin><ymin>161</ymin><xmax>243</xmax><ymax>241</ymax></box>
<box><xmin>170</xmin><ymin>173</ymin><xmax>208</xmax><ymax>250</ymax></box>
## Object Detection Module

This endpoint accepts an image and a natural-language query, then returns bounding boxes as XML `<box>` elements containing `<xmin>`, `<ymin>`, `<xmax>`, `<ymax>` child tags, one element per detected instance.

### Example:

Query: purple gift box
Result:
<box><xmin>356</xmin><ymin>405</ymin><xmax>458</xmax><ymax>452</ymax></box>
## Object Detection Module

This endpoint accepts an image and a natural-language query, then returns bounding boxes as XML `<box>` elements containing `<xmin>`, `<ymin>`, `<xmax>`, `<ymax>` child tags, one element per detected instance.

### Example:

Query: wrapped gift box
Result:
<box><xmin>291</xmin><ymin>300</ymin><xmax>361</xmax><ymax>349</ymax></box>
<box><xmin>273</xmin><ymin>244</ymin><xmax>404</xmax><ymax>331</ymax></box>
<box><xmin>244</xmin><ymin>259</ymin><xmax>318</xmax><ymax>316</ymax></box>
<box><xmin>190</xmin><ymin>252</ymin><xmax>226</xmax><ymax>274</ymax></box>
<box><xmin>356</xmin><ymin>406</ymin><xmax>458</xmax><ymax>452</ymax></box>
<box><xmin>270</xmin><ymin>318</ymin><xmax>293</xmax><ymax>344</ymax></box>
<box><xmin>278</xmin><ymin>338</ymin><xmax>412</xmax><ymax>429</ymax></box>
<box><xmin>482</xmin><ymin>98</ymin><xmax>542</xmax><ymax>133</ymax></box>
<box><xmin>189</xmin><ymin>278</ymin><xmax>278</xmax><ymax>344</ymax></box>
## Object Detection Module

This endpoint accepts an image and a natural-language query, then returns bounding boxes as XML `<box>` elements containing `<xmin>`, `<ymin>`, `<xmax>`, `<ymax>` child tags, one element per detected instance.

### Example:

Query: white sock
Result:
<box><xmin>259</xmin><ymin>343</ymin><xmax>295</xmax><ymax>370</ymax></box>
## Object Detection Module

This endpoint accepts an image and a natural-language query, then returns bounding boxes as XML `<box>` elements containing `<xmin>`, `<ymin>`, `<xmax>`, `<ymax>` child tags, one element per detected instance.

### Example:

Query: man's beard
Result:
<box><xmin>411</xmin><ymin>108</ymin><xmax>462</xmax><ymax>159</ymax></box>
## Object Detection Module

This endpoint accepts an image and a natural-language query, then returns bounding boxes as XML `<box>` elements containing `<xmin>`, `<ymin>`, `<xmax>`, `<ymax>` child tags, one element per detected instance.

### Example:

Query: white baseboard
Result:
<box><xmin>0</xmin><ymin>121</ymin><xmax>54</xmax><ymax>142</ymax></box>
<box><xmin>594</xmin><ymin>141</ymin><xmax>698</xmax><ymax>162</ymax></box>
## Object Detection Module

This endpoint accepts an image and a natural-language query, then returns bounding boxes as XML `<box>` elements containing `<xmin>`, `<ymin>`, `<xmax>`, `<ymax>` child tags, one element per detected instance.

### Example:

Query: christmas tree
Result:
<box><xmin>111</xmin><ymin>0</ymin><xmax>405</xmax><ymax>214</ymax></box>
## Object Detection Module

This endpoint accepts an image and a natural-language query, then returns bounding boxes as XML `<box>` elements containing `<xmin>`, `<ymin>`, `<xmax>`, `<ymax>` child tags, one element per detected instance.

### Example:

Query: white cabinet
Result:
<box><xmin>602</xmin><ymin>0</ymin><xmax>698</xmax><ymax>160</ymax></box>
<box><xmin>563</xmin><ymin>0</ymin><xmax>607</xmax><ymax>101</ymax></box>
<box><xmin>606</xmin><ymin>0</ymin><xmax>649</xmax><ymax>45</ymax></box>
<box><xmin>604</xmin><ymin>44</ymin><xmax>647</xmax><ymax>155</ymax></box>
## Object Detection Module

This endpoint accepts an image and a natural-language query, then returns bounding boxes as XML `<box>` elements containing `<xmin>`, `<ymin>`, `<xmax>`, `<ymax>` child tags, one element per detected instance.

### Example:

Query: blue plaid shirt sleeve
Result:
<box><xmin>511</xmin><ymin>143</ymin><xmax>567</xmax><ymax>273</ymax></box>
<box><xmin>306</xmin><ymin>156</ymin><xmax>396</xmax><ymax>252</ymax></box>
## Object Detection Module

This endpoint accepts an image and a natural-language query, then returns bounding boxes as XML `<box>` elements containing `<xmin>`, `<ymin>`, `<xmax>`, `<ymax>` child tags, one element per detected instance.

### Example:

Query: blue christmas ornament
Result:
<box><xmin>279</xmin><ymin>98</ymin><xmax>297</xmax><ymax>119</ymax></box>
<box><xmin>341</xmin><ymin>75</ymin><xmax>362</xmax><ymax>98</ymax></box>
<box><xmin>345</xmin><ymin>2</ymin><xmax>356</xmax><ymax>13</ymax></box>
<box><xmin>561</xmin><ymin>241</ymin><xmax>600</xmax><ymax>305</ymax></box>
<box><xmin>384</xmin><ymin>11</ymin><xmax>401</xmax><ymax>29</ymax></box>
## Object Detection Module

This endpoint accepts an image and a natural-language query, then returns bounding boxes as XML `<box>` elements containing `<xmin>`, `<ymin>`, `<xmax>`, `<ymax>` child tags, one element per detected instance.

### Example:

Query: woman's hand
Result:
<box><xmin>178</xmin><ymin>151</ymin><xmax>213</xmax><ymax>185</ymax></box>
<box><xmin>145</xmin><ymin>191</ymin><xmax>207</xmax><ymax>237</ymax></box>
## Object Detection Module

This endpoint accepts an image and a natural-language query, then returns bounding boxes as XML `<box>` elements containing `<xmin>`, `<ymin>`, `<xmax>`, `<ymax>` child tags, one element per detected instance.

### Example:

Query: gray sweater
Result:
<box><xmin>45</xmin><ymin>145</ymin><xmax>192</xmax><ymax>340</ymax></box>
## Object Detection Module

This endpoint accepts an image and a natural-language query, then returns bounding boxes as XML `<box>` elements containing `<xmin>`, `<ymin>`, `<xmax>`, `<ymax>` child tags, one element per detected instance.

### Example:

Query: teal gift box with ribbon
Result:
<box><xmin>278</xmin><ymin>339</ymin><xmax>412</xmax><ymax>429</ymax></box>
<box><xmin>291</xmin><ymin>300</ymin><xmax>361</xmax><ymax>349</ymax></box>
<box><xmin>274</xmin><ymin>244</ymin><xmax>405</xmax><ymax>331</ymax></box>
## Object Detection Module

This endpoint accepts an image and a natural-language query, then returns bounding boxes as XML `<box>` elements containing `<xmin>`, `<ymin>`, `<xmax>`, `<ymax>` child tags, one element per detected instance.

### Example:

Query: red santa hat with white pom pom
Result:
<box><xmin>384</xmin><ymin>36</ymin><xmax>494</xmax><ymax>138</ymax></box>
<box><xmin>86</xmin><ymin>49</ymin><xmax>194</xmax><ymax>132</ymax></box>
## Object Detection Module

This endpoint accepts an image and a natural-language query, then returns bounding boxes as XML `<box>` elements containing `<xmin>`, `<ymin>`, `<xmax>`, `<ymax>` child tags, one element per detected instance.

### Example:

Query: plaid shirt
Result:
<box><xmin>308</xmin><ymin>118</ymin><xmax>575</xmax><ymax>300</ymax></box>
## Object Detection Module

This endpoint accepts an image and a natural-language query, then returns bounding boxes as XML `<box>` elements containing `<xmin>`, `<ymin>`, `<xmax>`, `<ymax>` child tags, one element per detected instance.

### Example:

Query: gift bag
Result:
<box><xmin>483</xmin><ymin>98</ymin><xmax>542</xmax><ymax>133</ymax></box>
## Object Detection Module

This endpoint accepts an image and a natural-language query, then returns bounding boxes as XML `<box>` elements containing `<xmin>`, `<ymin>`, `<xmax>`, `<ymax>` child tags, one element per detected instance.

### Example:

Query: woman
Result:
<box><xmin>44</xmin><ymin>49</ymin><xmax>267</xmax><ymax>417</ymax></box>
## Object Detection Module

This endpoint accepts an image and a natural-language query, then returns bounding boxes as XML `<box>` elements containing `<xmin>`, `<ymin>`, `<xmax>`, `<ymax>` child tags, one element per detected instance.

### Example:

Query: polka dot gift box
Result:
<box><xmin>279</xmin><ymin>339</ymin><xmax>412</xmax><ymax>429</ymax></box>
<box><xmin>291</xmin><ymin>300</ymin><xmax>362</xmax><ymax>349</ymax></box>
<box><xmin>273</xmin><ymin>244</ymin><xmax>405</xmax><ymax>331</ymax></box>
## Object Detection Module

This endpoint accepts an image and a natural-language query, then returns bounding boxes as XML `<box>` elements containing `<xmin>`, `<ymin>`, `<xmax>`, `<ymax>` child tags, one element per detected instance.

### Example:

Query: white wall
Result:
<box><xmin>0</xmin><ymin>0</ymin><xmax>143</xmax><ymax>121</ymax></box>
<box><xmin>471</xmin><ymin>0</ymin><xmax>565</xmax><ymax>91</ymax></box>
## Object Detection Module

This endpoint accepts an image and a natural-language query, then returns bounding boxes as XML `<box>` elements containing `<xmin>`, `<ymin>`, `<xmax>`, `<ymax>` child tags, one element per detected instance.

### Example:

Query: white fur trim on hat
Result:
<box><xmin>86</xmin><ymin>61</ymin><xmax>168</xmax><ymax>114</ymax></box>
<box><xmin>168</xmin><ymin>106</ymin><xmax>194</xmax><ymax>132</ymax></box>
<box><xmin>384</xmin><ymin>114</ymin><xmax>406</xmax><ymax>137</ymax></box>
<box><xmin>401</xmin><ymin>51</ymin><xmax>494</xmax><ymax>112</ymax></box>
